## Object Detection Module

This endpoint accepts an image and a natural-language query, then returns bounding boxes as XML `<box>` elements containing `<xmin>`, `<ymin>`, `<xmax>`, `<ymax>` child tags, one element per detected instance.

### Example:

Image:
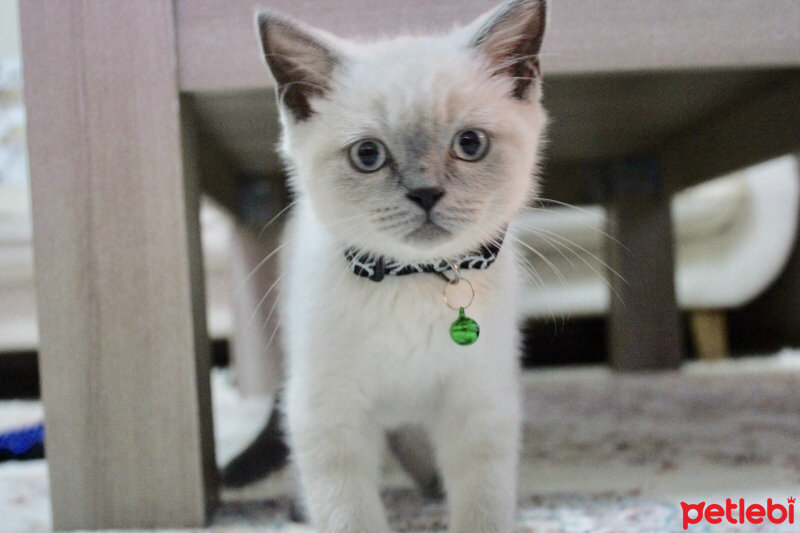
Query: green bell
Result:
<box><xmin>450</xmin><ymin>307</ymin><xmax>480</xmax><ymax>345</ymax></box>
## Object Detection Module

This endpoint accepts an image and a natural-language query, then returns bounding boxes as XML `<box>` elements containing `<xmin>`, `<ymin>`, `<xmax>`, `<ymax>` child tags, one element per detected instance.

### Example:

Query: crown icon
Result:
<box><xmin>789</xmin><ymin>497</ymin><xmax>796</xmax><ymax>504</ymax></box>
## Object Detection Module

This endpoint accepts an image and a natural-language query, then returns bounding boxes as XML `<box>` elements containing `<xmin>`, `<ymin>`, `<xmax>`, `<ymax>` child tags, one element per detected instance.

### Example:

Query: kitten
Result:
<box><xmin>247</xmin><ymin>1</ymin><xmax>548</xmax><ymax>531</ymax></box>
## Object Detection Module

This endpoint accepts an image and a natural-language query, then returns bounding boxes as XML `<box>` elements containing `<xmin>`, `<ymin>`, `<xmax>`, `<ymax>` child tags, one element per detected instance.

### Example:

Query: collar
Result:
<box><xmin>344</xmin><ymin>229</ymin><xmax>506</xmax><ymax>282</ymax></box>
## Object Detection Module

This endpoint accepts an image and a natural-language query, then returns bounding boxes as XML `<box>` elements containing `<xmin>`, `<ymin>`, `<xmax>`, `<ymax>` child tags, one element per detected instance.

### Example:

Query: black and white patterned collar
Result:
<box><xmin>344</xmin><ymin>229</ymin><xmax>506</xmax><ymax>282</ymax></box>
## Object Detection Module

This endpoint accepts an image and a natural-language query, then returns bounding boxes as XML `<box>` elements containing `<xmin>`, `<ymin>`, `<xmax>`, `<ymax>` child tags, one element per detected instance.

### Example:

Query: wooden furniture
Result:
<box><xmin>19</xmin><ymin>0</ymin><xmax>800</xmax><ymax>528</ymax></box>
<box><xmin>20</xmin><ymin>2</ymin><xmax>217</xmax><ymax>528</ymax></box>
<box><xmin>517</xmin><ymin>158</ymin><xmax>800</xmax><ymax>360</ymax></box>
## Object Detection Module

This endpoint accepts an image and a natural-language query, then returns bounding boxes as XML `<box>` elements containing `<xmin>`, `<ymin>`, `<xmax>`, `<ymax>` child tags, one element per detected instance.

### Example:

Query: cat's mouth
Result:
<box><xmin>403</xmin><ymin>220</ymin><xmax>452</xmax><ymax>244</ymax></box>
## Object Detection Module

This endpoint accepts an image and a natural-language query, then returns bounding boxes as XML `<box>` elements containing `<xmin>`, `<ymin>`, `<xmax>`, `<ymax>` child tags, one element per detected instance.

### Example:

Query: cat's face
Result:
<box><xmin>258</xmin><ymin>0</ymin><xmax>547</xmax><ymax>262</ymax></box>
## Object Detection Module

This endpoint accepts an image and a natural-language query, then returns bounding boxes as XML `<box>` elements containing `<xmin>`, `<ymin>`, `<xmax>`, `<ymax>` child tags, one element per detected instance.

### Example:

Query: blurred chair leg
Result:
<box><xmin>603</xmin><ymin>158</ymin><xmax>684</xmax><ymax>370</ymax></box>
<box><xmin>689</xmin><ymin>310</ymin><xmax>729</xmax><ymax>360</ymax></box>
<box><xmin>229</xmin><ymin>221</ymin><xmax>284</xmax><ymax>396</ymax></box>
<box><xmin>21</xmin><ymin>1</ymin><xmax>216</xmax><ymax>528</ymax></box>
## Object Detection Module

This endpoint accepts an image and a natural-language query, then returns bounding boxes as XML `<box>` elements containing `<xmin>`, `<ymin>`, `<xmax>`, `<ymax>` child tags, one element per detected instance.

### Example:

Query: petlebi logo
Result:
<box><xmin>681</xmin><ymin>497</ymin><xmax>796</xmax><ymax>529</ymax></box>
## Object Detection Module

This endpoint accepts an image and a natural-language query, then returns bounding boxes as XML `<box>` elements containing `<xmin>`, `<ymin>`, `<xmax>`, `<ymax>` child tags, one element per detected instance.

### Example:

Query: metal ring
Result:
<box><xmin>442</xmin><ymin>277</ymin><xmax>475</xmax><ymax>311</ymax></box>
<box><xmin>445</xmin><ymin>260</ymin><xmax>460</xmax><ymax>283</ymax></box>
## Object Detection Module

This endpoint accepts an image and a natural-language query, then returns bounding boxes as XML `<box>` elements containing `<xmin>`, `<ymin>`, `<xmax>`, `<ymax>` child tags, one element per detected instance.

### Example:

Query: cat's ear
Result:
<box><xmin>256</xmin><ymin>12</ymin><xmax>340</xmax><ymax>121</ymax></box>
<box><xmin>469</xmin><ymin>0</ymin><xmax>547</xmax><ymax>100</ymax></box>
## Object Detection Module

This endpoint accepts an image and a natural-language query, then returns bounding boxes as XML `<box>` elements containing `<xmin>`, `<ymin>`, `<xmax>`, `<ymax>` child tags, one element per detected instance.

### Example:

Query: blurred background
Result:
<box><xmin>1</xmin><ymin>1</ymin><xmax>799</xmax><ymax>531</ymax></box>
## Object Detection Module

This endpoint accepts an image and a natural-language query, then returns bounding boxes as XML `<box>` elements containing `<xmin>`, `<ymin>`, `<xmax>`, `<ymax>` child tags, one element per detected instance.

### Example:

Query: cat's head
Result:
<box><xmin>257</xmin><ymin>0</ymin><xmax>547</xmax><ymax>262</ymax></box>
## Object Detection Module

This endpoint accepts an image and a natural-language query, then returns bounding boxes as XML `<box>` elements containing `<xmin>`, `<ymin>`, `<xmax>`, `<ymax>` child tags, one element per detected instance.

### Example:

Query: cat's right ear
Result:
<box><xmin>256</xmin><ymin>12</ymin><xmax>339</xmax><ymax>121</ymax></box>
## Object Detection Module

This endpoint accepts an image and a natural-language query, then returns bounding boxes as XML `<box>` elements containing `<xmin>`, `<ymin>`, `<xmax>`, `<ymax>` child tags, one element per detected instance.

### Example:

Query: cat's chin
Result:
<box><xmin>402</xmin><ymin>221</ymin><xmax>452</xmax><ymax>247</ymax></box>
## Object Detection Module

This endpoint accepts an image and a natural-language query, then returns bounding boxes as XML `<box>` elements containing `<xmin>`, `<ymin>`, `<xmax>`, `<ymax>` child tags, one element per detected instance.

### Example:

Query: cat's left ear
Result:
<box><xmin>469</xmin><ymin>0</ymin><xmax>547</xmax><ymax>100</ymax></box>
<box><xmin>256</xmin><ymin>12</ymin><xmax>340</xmax><ymax>121</ymax></box>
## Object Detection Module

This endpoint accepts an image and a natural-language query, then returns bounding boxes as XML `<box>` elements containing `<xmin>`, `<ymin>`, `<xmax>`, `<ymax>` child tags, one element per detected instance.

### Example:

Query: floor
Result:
<box><xmin>2</xmin><ymin>349</ymin><xmax>799</xmax><ymax>532</ymax></box>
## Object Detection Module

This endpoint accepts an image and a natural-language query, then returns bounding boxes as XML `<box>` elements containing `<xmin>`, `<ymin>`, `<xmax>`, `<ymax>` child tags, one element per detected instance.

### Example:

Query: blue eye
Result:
<box><xmin>349</xmin><ymin>139</ymin><xmax>388</xmax><ymax>172</ymax></box>
<box><xmin>452</xmin><ymin>129</ymin><xmax>489</xmax><ymax>161</ymax></box>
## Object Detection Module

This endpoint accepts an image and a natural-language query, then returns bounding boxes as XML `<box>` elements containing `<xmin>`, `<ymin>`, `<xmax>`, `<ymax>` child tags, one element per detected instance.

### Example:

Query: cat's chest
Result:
<box><xmin>284</xmin><ymin>270</ymin><xmax>458</xmax><ymax>420</ymax></box>
<box><xmin>282</xmin><ymin>224</ymin><xmax>519</xmax><ymax>412</ymax></box>
<box><xmin>319</xmin><ymin>273</ymin><xmax>463</xmax><ymax>355</ymax></box>
<box><xmin>289</xmin><ymin>263</ymin><xmax>507</xmax><ymax>370</ymax></box>
<box><xmin>344</xmin><ymin>286</ymin><xmax>461</xmax><ymax>423</ymax></box>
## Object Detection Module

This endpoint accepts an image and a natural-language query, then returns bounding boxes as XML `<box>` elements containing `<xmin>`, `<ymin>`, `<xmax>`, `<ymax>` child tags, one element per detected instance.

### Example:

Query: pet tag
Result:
<box><xmin>442</xmin><ymin>267</ymin><xmax>479</xmax><ymax>346</ymax></box>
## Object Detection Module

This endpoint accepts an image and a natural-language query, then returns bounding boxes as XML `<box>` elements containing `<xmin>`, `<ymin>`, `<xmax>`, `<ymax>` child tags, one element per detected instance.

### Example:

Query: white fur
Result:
<box><xmin>266</xmin><ymin>3</ymin><xmax>547</xmax><ymax>531</ymax></box>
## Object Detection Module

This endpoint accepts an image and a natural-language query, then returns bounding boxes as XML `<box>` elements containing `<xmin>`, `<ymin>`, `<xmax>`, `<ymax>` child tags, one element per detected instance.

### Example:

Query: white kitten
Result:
<box><xmin>256</xmin><ymin>1</ymin><xmax>547</xmax><ymax>531</ymax></box>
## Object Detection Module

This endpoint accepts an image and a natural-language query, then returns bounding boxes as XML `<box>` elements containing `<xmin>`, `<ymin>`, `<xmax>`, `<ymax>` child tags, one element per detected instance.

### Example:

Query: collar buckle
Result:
<box><xmin>369</xmin><ymin>256</ymin><xmax>385</xmax><ymax>282</ymax></box>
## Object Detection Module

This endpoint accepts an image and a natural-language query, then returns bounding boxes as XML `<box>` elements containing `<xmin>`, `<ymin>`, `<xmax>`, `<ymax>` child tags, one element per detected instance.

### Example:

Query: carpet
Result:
<box><xmin>1</xmin><ymin>350</ymin><xmax>799</xmax><ymax>532</ymax></box>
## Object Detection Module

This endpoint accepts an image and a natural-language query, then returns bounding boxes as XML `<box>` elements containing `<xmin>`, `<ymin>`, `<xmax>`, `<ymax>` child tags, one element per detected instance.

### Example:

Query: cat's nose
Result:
<box><xmin>406</xmin><ymin>187</ymin><xmax>445</xmax><ymax>212</ymax></box>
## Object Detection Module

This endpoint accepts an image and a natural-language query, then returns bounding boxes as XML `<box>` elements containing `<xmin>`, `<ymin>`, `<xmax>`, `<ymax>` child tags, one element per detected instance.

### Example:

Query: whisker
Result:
<box><xmin>507</xmin><ymin>239</ymin><xmax>569</xmax><ymax>327</ymax></box>
<box><xmin>472</xmin><ymin>225</ymin><xmax>566</xmax><ymax>327</ymax></box>
<box><xmin>381</xmin><ymin>219</ymin><xmax>416</xmax><ymax>233</ymax></box>
<box><xmin>515</xmin><ymin>223</ymin><xmax>627</xmax><ymax>285</ymax></box>
<box><xmin>530</xmin><ymin>198</ymin><xmax>630</xmax><ymax>251</ymax></box>
<box><xmin>244</xmin><ymin>272</ymin><xmax>284</xmax><ymax>332</ymax></box>
<box><xmin>508</xmin><ymin>234</ymin><xmax>568</xmax><ymax>286</ymax></box>
<box><xmin>510</xmin><ymin>223</ymin><xmax>576</xmax><ymax>270</ymax></box>
<box><xmin>371</xmin><ymin>206</ymin><xmax>402</xmax><ymax>214</ymax></box>
<box><xmin>259</xmin><ymin>286</ymin><xmax>283</xmax><ymax>335</ymax></box>
<box><xmin>445</xmin><ymin>206</ymin><xmax>480</xmax><ymax>214</ymax></box>
<box><xmin>257</xmin><ymin>222</ymin><xmax>376</xmax><ymax>353</ymax></box>
<box><xmin>235</xmin><ymin>212</ymin><xmax>366</xmax><ymax>297</ymax></box>
<box><xmin>257</xmin><ymin>200</ymin><xmax>296</xmax><ymax>239</ymax></box>
<box><xmin>264</xmin><ymin>316</ymin><xmax>283</xmax><ymax>355</ymax></box>
<box><xmin>515</xmin><ymin>229</ymin><xmax>627</xmax><ymax>308</ymax></box>
<box><xmin>233</xmin><ymin>240</ymin><xmax>290</xmax><ymax>299</ymax></box>
<box><xmin>374</xmin><ymin>211</ymin><xmax>411</xmax><ymax>224</ymax></box>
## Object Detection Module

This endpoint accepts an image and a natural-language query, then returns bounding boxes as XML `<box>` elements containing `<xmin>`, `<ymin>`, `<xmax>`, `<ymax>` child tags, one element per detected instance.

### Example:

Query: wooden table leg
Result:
<box><xmin>20</xmin><ymin>1</ymin><xmax>217</xmax><ymax>528</ymax></box>
<box><xmin>603</xmin><ymin>159</ymin><xmax>684</xmax><ymax>370</ymax></box>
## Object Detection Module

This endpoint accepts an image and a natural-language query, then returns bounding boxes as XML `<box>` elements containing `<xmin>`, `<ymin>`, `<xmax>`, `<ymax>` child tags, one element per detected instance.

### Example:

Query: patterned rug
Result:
<box><xmin>212</xmin><ymin>492</ymin><xmax>681</xmax><ymax>532</ymax></box>
<box><xmin>2</xmin><ymin>350</ymin><xmax>799</xmax><ymax>532</ymax></box>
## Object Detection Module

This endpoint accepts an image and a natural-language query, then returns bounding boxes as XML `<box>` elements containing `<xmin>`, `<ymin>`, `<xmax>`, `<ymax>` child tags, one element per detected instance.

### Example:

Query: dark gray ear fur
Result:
<box><xmin>256</xmin><ymin>12</ymin><xmax>339</xmax><ymax>121</ymax></box>
<box><xmin>470</xmin><ymin>0</ymin><xmax>547</xmax><ymax>100</ymax></box>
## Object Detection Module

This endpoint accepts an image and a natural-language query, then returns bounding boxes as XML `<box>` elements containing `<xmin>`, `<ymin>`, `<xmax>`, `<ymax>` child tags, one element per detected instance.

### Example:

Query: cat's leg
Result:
<box><xmin>285</xmin><ymin>387</ymin><xmax>391</xmax><ymax>533</ymax></box>
<box><xmin>430</xmin><ymin>374</ymin><xmax>520</xmax><ymax>533</ymax></box>
<box><xmin>387</xmin><ymin>425</ymin><xmax>443</xmax><ymax>500</ymax></box>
